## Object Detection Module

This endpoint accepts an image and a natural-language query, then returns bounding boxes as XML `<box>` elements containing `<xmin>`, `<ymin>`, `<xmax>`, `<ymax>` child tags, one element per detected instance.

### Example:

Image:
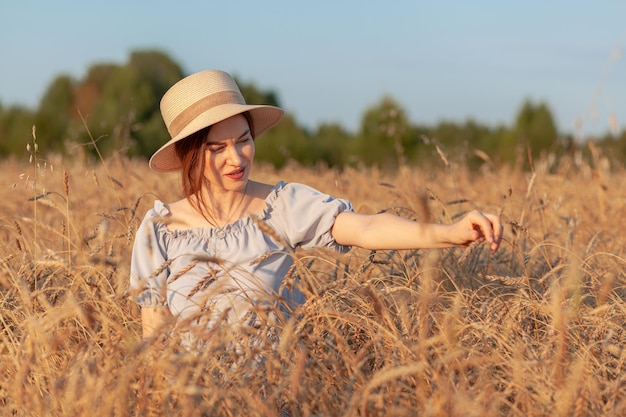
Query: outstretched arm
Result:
<box><xmin>331</xmin><ymin>210</ymin><xmax>502</xmax><ymax>253</ymax></box>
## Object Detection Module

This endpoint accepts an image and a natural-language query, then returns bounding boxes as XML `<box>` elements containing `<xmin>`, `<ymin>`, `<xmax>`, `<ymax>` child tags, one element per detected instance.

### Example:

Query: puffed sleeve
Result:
<box><xmin>129</xmin><ymin>204</ymin><xmax>169</xmax><ymax>307</ymax></box>
<box><xmin>265</xmin><ymin>182</ymin><xmax>353</xmax><ymax>253</ymax></box>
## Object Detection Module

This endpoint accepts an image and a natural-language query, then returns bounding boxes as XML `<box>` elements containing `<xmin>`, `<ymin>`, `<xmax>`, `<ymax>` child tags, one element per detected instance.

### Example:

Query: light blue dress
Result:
<box><xmin>129</xmin><ymin>181</ymin><xmax>352</xmax><ymax>334</ymax></box>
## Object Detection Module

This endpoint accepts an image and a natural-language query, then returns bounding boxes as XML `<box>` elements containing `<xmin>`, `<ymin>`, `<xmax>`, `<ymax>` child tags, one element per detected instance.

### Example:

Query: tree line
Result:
<box><xmin>1</xmin><ymin>49</ymin><xmax>624</xmax><ymax>170</ymax></box>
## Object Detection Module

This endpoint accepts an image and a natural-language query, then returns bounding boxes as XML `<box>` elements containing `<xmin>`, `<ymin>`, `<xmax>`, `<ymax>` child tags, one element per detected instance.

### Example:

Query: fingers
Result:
<box><xmin>468</xmin><ymin>210</ymin><xmax>503</xmax><ymax>253</ymax></box>
<box><xmin>489</xmin><ymin>213</ymin><xmax>503</xmax><ymax>250</ymax></box>
<box><xmin>485</xmin><ymin>213</ymin><xmax>503</xmax><ymax>253</ymax></box>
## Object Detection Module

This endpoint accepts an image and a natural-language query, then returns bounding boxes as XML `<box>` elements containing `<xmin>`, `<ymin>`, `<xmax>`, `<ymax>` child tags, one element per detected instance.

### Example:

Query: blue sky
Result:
<box><xmin>1</xmin><ymin>1</ymin><xmax>624</xmax><ymax>138</ymax></box>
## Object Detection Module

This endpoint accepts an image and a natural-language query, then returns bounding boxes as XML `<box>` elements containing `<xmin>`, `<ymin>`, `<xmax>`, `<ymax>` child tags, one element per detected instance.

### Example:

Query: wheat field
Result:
<box><xmin>1</xmin><ymin>142</ymin><xmax>625</xmax><ymax>416</ymax></box>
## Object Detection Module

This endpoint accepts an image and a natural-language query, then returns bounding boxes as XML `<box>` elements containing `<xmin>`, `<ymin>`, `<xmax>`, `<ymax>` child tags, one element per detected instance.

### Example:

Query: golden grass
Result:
<box><xmin>1</xmin><ymin>148</ymin><xmax>625</xmax><ymax>416</ymax></box>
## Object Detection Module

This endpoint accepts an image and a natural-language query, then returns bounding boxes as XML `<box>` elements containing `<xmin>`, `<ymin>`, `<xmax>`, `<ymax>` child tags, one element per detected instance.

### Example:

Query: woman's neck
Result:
<box><xmin>195</xmin><ymin>183</ymin><xmax>250</xmax><ymax>227</ymax></box>
<box><xmin>165</xmin><ymin>181</ymin><xmax>273</xmax><ymax>231</ymax></box>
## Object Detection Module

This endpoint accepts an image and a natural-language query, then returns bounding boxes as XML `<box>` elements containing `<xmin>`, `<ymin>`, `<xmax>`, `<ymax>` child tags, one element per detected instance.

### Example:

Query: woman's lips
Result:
<box><xmin>226</xmin><ymin>167</ymin><xmax>246</xmax><ymax>180</ymax></box>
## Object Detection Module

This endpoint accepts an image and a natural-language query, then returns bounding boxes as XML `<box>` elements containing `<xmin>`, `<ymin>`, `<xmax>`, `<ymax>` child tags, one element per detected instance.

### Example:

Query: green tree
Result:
<box><xmin>235</xmin><ymin>76</ymin><xmax>316</xmax><ymax>168</ymax></box>
<box><xmin>0</xmin><ymin>103</ymin><xmax>35</xmax><ymax>155</ymax></box>
<box><xmin>129</xmin><ymin>50</ymin><xmax>184</xmax><ymax>100</ymax></box>
<box><xmin>514</xmin><ymin>100</ymin><xmax>558</xmax><ymax>165</ymax></box>
<box><xmin>89</xmin><ymin>65</ymin><xmax>153</xmax><ymax>155</ymax></box>
<box><xmin>312</xmin><ymin>122</ymin><xmax>352</xmax><ymax>168</ymax></box>
<box><xmin>67</xmin><ymin>62</ymin><xmax>120</xmax><ymax>154</ymax></box>
<box><xmin>235</xmin><ymin>76</ymin><xmax>281</xmax><ymax>107</ymax></box>
<box><xmin>255</xmin><ymin>113</ymin><xmax>312</xmax><ymax>168</ymax></box>
<box><xmin>33</xmin><ymin>74</ymin><xmax>75</xmax><ymax>151</ymax></box>
<box><xmin>595</xmin><ymin>129</ymin><xmax>626</xmax><ymax>166</ymax></box>
<box><xmin>355</xmin><ymin>96</ymin><xmax>412</xmax><ymax>168</ymax></box>
<box><xmin>127</xmin><ymin>50</ymin><xmax>184</xmax><ymax>157</ymax></box>
<box><xmin>77</xmin><ymin>51</ymin><xmax>183</xmax><ymax>157</ymax></box>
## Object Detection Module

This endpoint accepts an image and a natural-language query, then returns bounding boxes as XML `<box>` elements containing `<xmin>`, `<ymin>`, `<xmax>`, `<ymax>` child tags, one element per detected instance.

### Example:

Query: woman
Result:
<box><xmin>130</xmin><ymin>70</ymin><xmax>502</xmax><ymax>345</ymax></box>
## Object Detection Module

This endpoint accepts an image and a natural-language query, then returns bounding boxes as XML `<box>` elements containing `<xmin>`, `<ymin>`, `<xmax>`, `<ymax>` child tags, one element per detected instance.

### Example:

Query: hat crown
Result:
<box><xmin>160</xmin><ymin>70</ymin><xmax>246</xmax><ymax>136</ymax></box>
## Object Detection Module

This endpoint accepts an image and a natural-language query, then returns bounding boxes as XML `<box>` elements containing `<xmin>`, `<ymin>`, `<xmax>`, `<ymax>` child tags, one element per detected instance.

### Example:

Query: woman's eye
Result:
<box><xmin>208</xmin><ymin>146</ymin><xmax>225</xmax><ymax>153</ymax></box>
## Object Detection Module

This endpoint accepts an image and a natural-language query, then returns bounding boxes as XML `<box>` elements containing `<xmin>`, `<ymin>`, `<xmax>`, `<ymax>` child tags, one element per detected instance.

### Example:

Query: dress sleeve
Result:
<box><xmin>129</xmin><ymin>206</ymin><xmax>169</xmax><ymax>307</ymax></box>
<box><xmin>265</xmin><ymin>182</ymin><xmax>353</xmax><ymax>253</ymax></box>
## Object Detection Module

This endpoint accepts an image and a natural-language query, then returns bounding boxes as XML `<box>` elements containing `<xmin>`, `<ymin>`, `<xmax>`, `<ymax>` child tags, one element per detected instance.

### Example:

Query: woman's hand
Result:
<box><xmin>445</xmin><ymin>210</ymin><xmax>503</xmax><ymax>253</ymax></box>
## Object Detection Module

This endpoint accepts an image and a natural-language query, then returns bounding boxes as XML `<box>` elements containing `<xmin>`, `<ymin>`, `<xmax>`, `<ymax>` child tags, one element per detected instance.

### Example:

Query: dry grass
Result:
<box><xmin>1</xmin><ymin>146</ymin><xmax>625</xmax><ymax>416</ymax></box>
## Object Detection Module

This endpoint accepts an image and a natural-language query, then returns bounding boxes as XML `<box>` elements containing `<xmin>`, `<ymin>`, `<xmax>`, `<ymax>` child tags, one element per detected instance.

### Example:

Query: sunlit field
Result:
<box><xmin>1</xmin><ymin>141</ymin><xmax>625</xmax><ymax>416</ymax></box>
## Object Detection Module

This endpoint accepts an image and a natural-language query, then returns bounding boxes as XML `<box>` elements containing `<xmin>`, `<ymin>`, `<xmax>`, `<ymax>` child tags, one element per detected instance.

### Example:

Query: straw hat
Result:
<box><xmin>149</xmin><ymin>70</ymin><xmax>284</xmax><ymax>172</ymax></box>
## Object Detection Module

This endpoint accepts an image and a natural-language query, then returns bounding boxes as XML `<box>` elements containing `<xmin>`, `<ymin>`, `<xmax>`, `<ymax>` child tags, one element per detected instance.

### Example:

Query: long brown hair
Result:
<box><xmin>174</xmin><ymin>112</ymin><xmax>255</xmax><ymax>222</ymax></box>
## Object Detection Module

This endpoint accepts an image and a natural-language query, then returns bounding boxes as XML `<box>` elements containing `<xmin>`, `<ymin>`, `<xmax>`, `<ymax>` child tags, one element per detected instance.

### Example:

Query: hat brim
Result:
<box><xmin>149</xmin><ymin>104</ymin><xmax>284</xmax><ymax>172</ymax></box>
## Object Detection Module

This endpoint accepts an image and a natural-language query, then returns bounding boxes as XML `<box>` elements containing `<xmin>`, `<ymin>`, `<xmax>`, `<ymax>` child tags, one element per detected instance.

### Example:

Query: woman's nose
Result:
<box><xmin>226</xmin><ymin>144</ymin><xmax>243</xmax><ymax>164</ymax></box>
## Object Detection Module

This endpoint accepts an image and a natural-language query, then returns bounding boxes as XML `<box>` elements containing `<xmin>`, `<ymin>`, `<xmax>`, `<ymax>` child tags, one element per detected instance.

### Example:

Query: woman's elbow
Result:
<box><xmin>331</xmin><ymin>212</ymin><xmax>376</xmax><ymax>248</ymax></box>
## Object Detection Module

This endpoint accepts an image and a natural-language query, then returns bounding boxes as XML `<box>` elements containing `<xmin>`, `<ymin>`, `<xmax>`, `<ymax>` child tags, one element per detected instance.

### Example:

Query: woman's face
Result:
<box><xmin>203</xmin><ymin>114</ymin><xmax>255</xmax><ymax>193</ymax></box>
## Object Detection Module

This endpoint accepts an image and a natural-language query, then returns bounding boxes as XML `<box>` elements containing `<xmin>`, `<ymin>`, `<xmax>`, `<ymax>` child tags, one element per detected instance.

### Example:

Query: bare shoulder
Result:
<box><xmin>163</xmin><ymin>197</ymin><xmax>203</xmax><ymax>230</ymax></box>
<box><xmin>167</xmin><ymin>197</ymin><xmax>192</xmax><ymax>217</ymax></box>
<box><xmin>247</xmin><ymin>180</ymin><xmax>275</xmax><ymax>199</ymax></box>
<box><xmin>246</xmin><ymin>181</ymin><xmax>275</xmax><ymax>215</ymax></box>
